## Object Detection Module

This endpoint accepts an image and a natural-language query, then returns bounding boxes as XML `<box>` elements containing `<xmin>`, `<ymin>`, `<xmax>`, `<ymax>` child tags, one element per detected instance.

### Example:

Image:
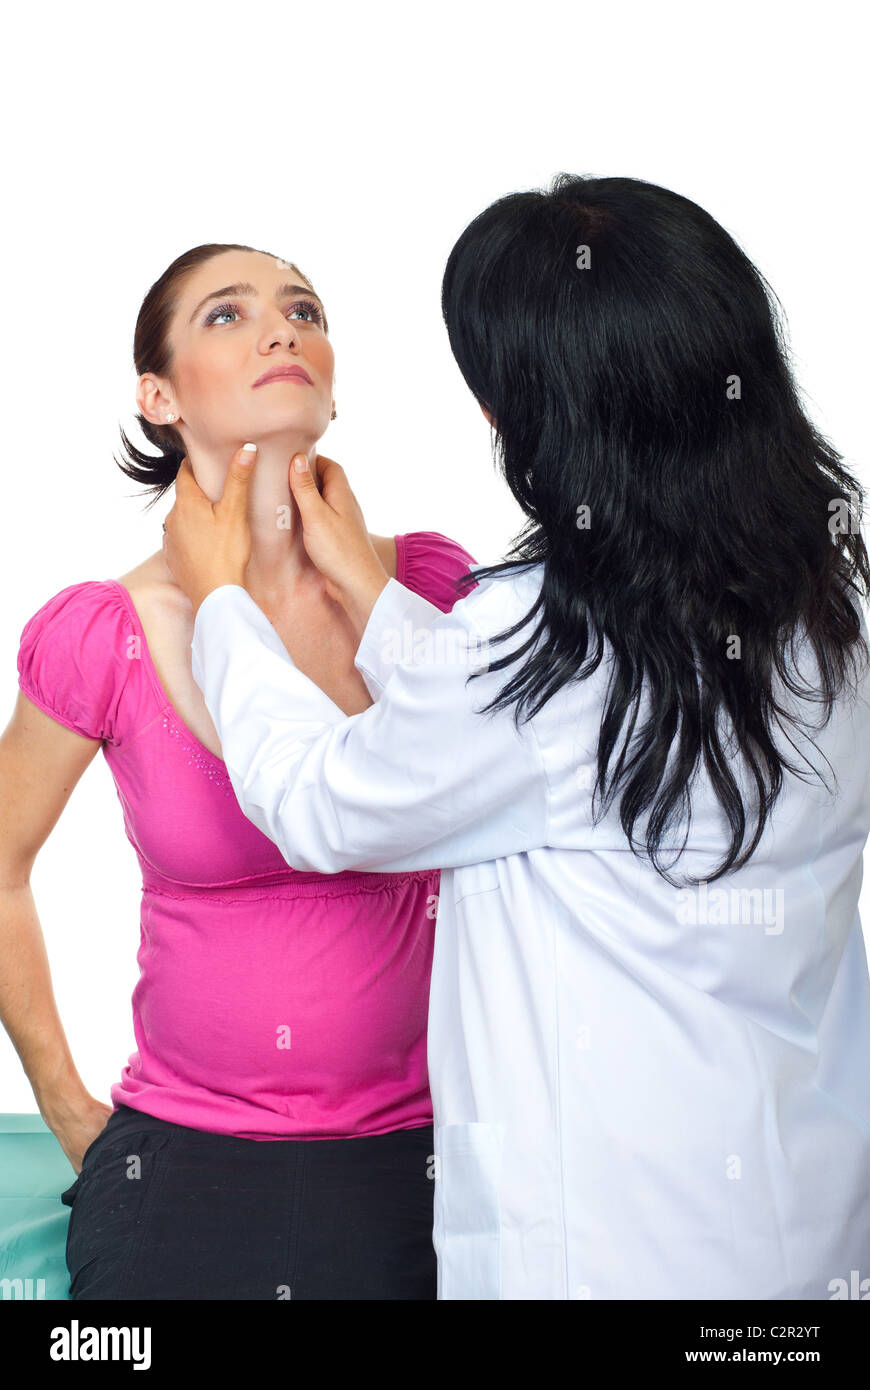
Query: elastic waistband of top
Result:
<box><xmin>139</xmin><ymin>863</ymin><xmax>440</xmax><ymax>902</ymax></box>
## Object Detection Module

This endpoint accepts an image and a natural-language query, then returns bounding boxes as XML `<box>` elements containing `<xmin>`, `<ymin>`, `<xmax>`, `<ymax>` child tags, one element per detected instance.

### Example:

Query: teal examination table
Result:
<box><xmin>0</xmin><ymin>1114</ymin><xmax>75</xmax><ymax>1300</ymax></box>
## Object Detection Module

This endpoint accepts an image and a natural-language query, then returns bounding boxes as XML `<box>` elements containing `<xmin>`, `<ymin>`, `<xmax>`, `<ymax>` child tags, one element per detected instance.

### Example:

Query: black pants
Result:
<box><xmin>61</xmin><ymin>1104</ymin><xmax>436</xmax><ymax>1300</ymax></box>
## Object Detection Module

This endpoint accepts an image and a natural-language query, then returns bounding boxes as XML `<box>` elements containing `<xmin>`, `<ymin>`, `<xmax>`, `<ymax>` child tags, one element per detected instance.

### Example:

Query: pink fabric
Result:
<box><xmin>17</xmin><ymin>532</ymin><xmax>477</xmax><ymax>1140</ymax></box>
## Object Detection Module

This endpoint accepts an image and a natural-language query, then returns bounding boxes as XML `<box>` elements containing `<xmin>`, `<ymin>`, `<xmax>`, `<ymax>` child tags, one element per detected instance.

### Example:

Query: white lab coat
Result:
<box><xmin>190</xmin><ymin>567</ymin><xmax>870</xmax><ymax>1300</ymax></box>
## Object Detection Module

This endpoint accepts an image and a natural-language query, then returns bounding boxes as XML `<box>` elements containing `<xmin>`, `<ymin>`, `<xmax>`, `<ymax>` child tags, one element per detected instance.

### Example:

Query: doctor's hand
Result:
<box><xmin>289</xmin><ymin>452</ymin><xmax>390</xmax><ymax>634</ymax></box>
<box><xmin>163</xmin><ymin>448</ymin><xmax>255</xmax><ymax>615</ymax></box>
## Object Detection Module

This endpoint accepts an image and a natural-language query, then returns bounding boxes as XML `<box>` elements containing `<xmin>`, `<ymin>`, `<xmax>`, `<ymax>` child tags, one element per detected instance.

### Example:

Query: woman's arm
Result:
<box><xmin>0</xmin><ymin>692</ymin><xmax>114</xmax><ymax>1171</ymax></box>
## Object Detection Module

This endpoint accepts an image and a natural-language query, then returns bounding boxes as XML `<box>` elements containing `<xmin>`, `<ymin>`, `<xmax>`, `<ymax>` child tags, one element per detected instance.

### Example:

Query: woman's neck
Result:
<box><xmin>184</xmin><ymin>434</ymin><xmax>324</xmax><ymax>609</ymax></box>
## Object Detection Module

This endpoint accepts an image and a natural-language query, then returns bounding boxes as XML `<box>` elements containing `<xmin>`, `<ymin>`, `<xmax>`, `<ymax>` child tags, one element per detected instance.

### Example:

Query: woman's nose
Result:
<box><xmin>263</xmin><ymin>309</ymin><xmax>300</xmax><ymax>352</ymax></box>
<box><xmin>268</xmin><ymin>325</ymin><xmax>298</xmax><ymax>352</ymax></box>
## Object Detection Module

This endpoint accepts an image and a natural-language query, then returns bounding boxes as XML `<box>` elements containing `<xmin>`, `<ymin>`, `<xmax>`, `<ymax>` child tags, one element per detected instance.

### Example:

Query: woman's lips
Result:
<box><xmin>253</xmin><ymin>366</ymin><xmax>313</xmax><ymax>387</ymax></box>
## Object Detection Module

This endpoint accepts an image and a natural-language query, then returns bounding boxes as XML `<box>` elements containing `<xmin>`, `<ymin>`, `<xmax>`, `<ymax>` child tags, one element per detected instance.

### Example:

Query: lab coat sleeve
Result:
<box><xmin>190</xmin><ymin>580</ymin><xmax>550</xmax><ymax>875</ymax></box>
<box><xmin>353</xmin><ymin>578</ymin><xmax>444</xmax><ymax>701</ymax></box>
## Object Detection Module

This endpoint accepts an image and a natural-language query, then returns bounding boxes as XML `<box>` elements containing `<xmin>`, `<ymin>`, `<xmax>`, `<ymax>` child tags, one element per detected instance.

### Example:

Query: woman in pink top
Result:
<box><xmin>0</xmin><ymin>242</ymin><xmax>476</xmax><ymax>1299</ymax></box>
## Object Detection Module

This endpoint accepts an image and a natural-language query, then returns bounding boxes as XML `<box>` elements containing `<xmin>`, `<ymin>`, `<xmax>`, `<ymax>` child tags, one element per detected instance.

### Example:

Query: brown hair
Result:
<box><xmin>114</xmin><ymin>242</ymin><xmax>325</xmax><ymax>510</ymax></box>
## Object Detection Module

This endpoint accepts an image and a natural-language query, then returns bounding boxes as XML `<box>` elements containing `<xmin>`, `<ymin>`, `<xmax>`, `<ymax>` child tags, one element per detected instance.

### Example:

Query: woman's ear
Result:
<box><xmin>137</xmin><ymin>373</ymin><xmax>173</xmax><ymax>426</ymax></box>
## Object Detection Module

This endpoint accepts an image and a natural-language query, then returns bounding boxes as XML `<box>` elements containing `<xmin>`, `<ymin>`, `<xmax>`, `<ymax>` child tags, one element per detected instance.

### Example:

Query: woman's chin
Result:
<box><xmin>249</xmin><ymin>406</ymin><xmax>329</xmax><ymax>443</ymax></box>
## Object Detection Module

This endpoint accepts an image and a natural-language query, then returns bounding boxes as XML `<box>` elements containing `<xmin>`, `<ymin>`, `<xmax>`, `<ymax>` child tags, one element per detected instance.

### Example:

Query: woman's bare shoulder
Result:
<box><xmin>115</xmin><ymin>553</ymin><xmax>190</xmax><ymax>623</ymax></box>
<box><xmin>116</xmin><ymin>551</ymin><xmax>169</xmax><ymax>590</ymax></box>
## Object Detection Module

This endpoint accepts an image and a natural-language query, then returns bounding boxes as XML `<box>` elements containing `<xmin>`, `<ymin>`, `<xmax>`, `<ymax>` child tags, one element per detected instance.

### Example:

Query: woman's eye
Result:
<box><xmin>288</xmin><ymin>299</ymin><xmax>324</xmax><ymax>326</ymax></box>
<box><xmin>204</xmin><ymin>303</ymin><xmax>240</xmax><ymax>326</ymax></box>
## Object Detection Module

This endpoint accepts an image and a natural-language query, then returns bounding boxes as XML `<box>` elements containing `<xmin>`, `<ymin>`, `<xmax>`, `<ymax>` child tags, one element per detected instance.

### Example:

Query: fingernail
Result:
<box><xmin>294</xmin><ymin>454</ymin><xmax>309</xmax><ymax>472</ymax></box>
<box><xmin>242</xmin><ymin>442</ymin><xmax>257</xmax><ymax>452</ymax></box>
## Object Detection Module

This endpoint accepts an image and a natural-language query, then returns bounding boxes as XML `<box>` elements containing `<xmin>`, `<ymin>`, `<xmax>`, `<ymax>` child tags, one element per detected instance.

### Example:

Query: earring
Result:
<box><xmin>165</xmin><ymin>412</ymin><xmax>176</xmax><ymax>424</ymax></box>
<box><xmin>330</xmin><ymin>405</ymin><xmax>337</xmax><ymax>420</ymax></box>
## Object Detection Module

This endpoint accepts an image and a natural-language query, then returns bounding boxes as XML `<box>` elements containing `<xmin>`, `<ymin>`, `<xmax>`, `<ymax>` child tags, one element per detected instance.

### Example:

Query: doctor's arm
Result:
<box><xmin>190</xmin><ymin>578</ymin><xmax>550</xmax><ymax>875</ymax></box>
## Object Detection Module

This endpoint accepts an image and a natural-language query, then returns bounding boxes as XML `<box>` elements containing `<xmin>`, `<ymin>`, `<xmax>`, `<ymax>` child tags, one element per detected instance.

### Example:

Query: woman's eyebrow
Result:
<box><xmin>188</xmin><ymin>281</ymin><xmax>324</xmax><ymax>323</ymax></box>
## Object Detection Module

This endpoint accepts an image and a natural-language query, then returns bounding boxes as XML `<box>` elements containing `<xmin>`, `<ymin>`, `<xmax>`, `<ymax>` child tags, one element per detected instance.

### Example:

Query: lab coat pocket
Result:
<box><xmin>434</xmin><ymin>1121</ymin><xmax>505</xmax><ymax>1300</ymax></box>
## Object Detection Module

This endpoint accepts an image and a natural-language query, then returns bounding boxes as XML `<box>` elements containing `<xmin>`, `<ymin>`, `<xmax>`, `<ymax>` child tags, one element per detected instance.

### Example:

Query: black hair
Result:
<box><xmin>441</xmin><ymin>173</ymin><xmax>869</xmax><ymax>886</ymax></box>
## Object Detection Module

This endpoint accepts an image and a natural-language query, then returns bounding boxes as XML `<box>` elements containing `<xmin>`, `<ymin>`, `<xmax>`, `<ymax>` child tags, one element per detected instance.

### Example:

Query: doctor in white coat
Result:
<box><xmin>163</xmin><ymin>174</ymin><xmax>870</xmax><ymax>1300</ymax></box>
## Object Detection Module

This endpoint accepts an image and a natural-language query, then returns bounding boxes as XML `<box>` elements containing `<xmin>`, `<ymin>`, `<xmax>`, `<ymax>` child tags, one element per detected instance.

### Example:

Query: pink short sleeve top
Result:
<box><xmin>17</xmin><ymin>531</ymin><xmax>478</xmax><ymax>1140</ymax></box>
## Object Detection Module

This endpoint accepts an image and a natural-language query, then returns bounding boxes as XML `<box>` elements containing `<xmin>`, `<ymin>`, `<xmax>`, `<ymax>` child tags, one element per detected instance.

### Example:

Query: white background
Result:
<box><xmin>0</xmin><ymin>0</ymin><xmax>866</xmax><ymax>1108</ymax></box>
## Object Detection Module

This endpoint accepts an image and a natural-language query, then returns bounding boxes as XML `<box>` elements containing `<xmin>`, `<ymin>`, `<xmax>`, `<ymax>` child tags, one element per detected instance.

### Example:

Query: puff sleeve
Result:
<box><xmin>16</xmin><ymin>581</ymin><xmax>137</xmax><ymax>745</ymax></box>
<box><xmin>397</xmin><ymin>530</ymin><xmax>479</xmax><ymax>613</ymax></box>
